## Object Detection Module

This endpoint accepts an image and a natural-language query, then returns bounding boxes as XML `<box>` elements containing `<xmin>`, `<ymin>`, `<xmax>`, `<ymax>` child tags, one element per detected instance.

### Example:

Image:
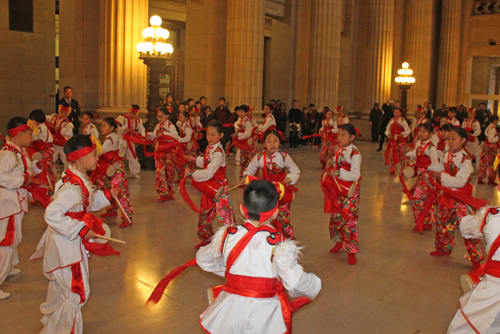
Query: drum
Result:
<box><xmin>28</xmin><ymin>151</ymin><xmax>43</xmax><ymax>162</ymax></box>
<box><xmin>95</xmin><ymin>159</ymin><xmax>116</xmax><ymax>177</ymax></box>
<box><xmin>279</xmin><ymin>185</ymin><xmax>297</xmax><ymax>205</ymax></box>
<box><xmin>192</xmin><ymin>179</ymin><xmax>224</xmax><ymax>200</ymax></box>
<box><xmin>94</xmin><ymin>223</ymin><xmax>111</xmax><ymax>244</ymax></box>
<box><xmin>321</xmin><ymin>170</ymin><xmax>356</xmax><ymax>198</ymax></box>
<box><xmin>460</xmin><ymin>269</ymin><xmax>481</xmax><ymax>293</ymax></box>
<box><xmin>233</xmin><ymin>137</ymin><xmax>253</xmax><ymax>150</ymax></box>
<box><xmin>403</xmin><ymin>165</ymin><xmax>417</xmax><ymax>178</ymax></box>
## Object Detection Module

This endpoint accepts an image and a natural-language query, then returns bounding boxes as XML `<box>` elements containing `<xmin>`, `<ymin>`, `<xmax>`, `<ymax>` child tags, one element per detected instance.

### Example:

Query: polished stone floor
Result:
<box><xmin>1</xmin><ymin>139</ymin><xmax>498</xmax><ymax>334</ymax></box>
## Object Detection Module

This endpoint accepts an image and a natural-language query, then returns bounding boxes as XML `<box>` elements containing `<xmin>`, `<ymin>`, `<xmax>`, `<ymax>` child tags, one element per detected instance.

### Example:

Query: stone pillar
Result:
<box><xmin>184</xmin><ymin>0</ymin><xmax>227</xmax><ymax>105</ymax></box>
<box><xmin>307</xmin><ymin>0</ymin><xmax>342</xmax><ymax>109</ymax></box>
<box><xmin>366</xmin><ymin>0</ymin><xmax>395</xmax><ymax>107</ymax></box>
<box><xmin>405</xmin><ymin>0</ymin><xmax>434</xmax><ymax>114</ymax></box>
<box><xmin>225</xmin><ymin>0</ymin><xmax>266</xmax><ymax>109</ymax></box>
<box><xmin>97</xmin><ymin>0</ymin><xmax>148</xmax><ymax>117</ymax></box>
<box><xmin>436</xmin><ymin>0</ymin><xmax>461</xmax><ymax>107</ymax></box>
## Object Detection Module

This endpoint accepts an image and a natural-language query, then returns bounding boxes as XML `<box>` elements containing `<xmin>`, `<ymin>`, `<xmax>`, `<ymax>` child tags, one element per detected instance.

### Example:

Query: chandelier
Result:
<box><xmin>136</xmin><ymin>15</ymin><xmax>173</xmax><ymax>57</ymax></box>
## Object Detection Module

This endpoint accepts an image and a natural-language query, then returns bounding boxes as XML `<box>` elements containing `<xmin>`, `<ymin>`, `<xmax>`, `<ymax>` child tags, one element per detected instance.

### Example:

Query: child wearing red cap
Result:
<box><xmin>48</xmin><ymin>103</ymin><xmax>74</xmax><ymax>173</ymax></box>
<box><xmin>81</xmin><ymin>111</ymin><xmax>100</xmax><ymax>139</ymax></box>
<box><xmin>117</xmin><ymin>105</ymin><xmax>145</xmax><ymax>179</ymax></box>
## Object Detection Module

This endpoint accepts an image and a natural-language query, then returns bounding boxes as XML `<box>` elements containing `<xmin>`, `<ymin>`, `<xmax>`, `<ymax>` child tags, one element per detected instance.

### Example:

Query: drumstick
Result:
<box><xmin>95</xmin><ymin>234</ymin><xmax>126</xmax><ymax>244</ymax></box>
<box><xmin>113</xmin><ymin>195</ymin><xmax>133</xmax><ymax>225</ymax></box>
<box><xmin>332</xmin><ymin>175</ymin><xmax>341</xmax><ymax>191</ymax></box>
<box><xmin>228</xmin><ymin>185</ymin><xmax>241</xmax><ymax>192</ymax></box>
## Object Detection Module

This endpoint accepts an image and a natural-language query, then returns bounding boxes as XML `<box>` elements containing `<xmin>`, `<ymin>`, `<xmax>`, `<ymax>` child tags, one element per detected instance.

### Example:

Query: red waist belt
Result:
<box><xmin>481</xmin><ymin>260</ymin><xmax>500</xmax><ymax>278</ymax></box>
<box><xmin>463</xmin><ymin>127</ymin><xmax>476</xmax><ymax>142</ymax></box>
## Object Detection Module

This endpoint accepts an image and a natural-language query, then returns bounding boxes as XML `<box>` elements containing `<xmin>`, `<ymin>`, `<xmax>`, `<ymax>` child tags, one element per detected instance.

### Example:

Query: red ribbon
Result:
<box><xmin>0</xmin><ymin>216</ymin><xmax>15</xmax><ymax>246</ymax></box>
<box><xmin>179</xmin><ymin>177</ymin><xmax>202</xmax><ymax>214</ymax></box>
<box><xmin>430</xmin><ymin>176</ymin><xmax>490</xmax><ymax>210</ymax></box>
<box><xmin>66</xmin><ymin>143</ymin><xmax>96</xmax><ymax>162</ymax></box>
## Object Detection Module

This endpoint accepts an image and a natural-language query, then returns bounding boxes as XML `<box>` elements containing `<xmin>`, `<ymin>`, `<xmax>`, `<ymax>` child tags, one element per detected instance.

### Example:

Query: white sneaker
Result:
<box><xmin>132</xmin><ymin>174</ymin><xmax>141</xmax><ymax>179</ymax></box>
<box><xmin>0</xmin><ymin>290</ymin><xmax>11</xmax><ymax>300</ymax></box>
<box><xmin>8</xmin><ymin>268</ymin><xmax>21</xmax><ymax>277</ymax></box>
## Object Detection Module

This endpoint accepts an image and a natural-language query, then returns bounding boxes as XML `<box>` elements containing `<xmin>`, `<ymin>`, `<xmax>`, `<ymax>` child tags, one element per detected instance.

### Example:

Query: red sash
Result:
<box><xmin>50</xmin><ymin>117</ymin><xmax>69</xmax><ymax>146</ymax></box>
<box><xmin>463</xmin><ymin>127</ymin><xmax>476</xmax><ymax>143</ymax></box>
<box><xmin>385</xmin><ymin>123</ymin><xmax>406</xmax><ymax>165</ymax></box>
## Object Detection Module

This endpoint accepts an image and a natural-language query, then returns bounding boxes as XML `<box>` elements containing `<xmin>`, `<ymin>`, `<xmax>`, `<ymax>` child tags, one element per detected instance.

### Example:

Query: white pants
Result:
<box><xmin>465</xmin><ymin>141</ymin><xmax>481</xmax><ymax>172</ymax></box>
<box><xmin>235</xmin><ymin>148</ymin><xmax>241</xmax><ymax>161</ymax></box>
<box><xmin>0</xmin><ymin>212</ymin><xmax>23</xmax><ymax>286</ymax></box>
<box><xmin>124</xmin><ymin>144</ymin><xmax>141</xmax><ymax>175</ymax></box>
<box><xmin>448</xmin><ymin>307</ymin><xmax>500</xmax><ymax>334</ymax></box>
<box><xmin>53</xmin><ymin>145</ymin><xmax>68</xmax><ymax>174</ymax></box>
<box><xmin>40</xmin><ymin>247</ymin><xmax>90</xmax><ymax>334</ymax></box>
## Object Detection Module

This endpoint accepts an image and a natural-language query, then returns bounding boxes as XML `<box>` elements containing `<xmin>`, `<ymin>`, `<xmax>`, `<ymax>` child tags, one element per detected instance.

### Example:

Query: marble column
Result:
<box><xmin>97</xmin><ymin>0</ymin><xmax>148</xmax><ymax>117</ymax></box>
<box><xmin>307</xmin><ymin>0</ymin><xmax>342</xmax><ymax>108</ymax></box>
<box><xmin>366</xmin><ymin>0</ymin><xmax>395</xmax><ymax>108</ymax></box>
<box><xmin>225</xmin><ymin>0</ymin><xmax>266</xmax><ymax>109</ymax></box>
<box><xmin>405</xmin><ymin>0</ymin><xmax>434</xmax><ymax>114</ymax></box>
<box><xmin>436</xmin><ymin>0</ymin><xmax>461</xmax><ymax>107</ymax></box>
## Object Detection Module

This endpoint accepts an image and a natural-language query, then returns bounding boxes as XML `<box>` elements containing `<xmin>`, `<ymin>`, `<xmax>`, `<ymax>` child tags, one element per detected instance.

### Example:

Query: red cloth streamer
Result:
<box><xmin>66</xmin><ymin>143</ymin><xmax>96</xmax><ymax>162</ymax></box>
<box><xmin>71</xmin><ymin>263</ymin><xmax>86</xmax><ymax>303</ymax></box>
<box><xmin>122</xmin><ymin>132</ymin><xmax>155</xmax><ymax>158</ymax></box>
<box><xmin>26</xmin><ymin>184</ymin><xmax>52</xmax><ymax>208</ymax></box>
<box><xmin>0</xmin><ymin>216</ymin><xmax>15</xmax><ymax>246</ymax></box>
<box><xmin>320</xmin><ymin>169</ymin><xmax>354</xmax><ymax>223</ymax></box>
<box><xmin>179</xmin><ymin>177</ymin><xmax>202</xmax><ymax>214</ymax></box>
<box><xmin>429</xmin><ymin>176</ymin><xmax>490</xmax><ymax>210</ymax></box>
<box><xmin>7</xmin><ymin>124</ymin><xmax>30</xmax><ymax>138</ymax></box>
<box><xmin>398</xmin><ymin>174</ymin><xmax>414</xmax><ymax>201</ymax></box>
<box><xmin>302</xmin><ymin>134</ymin><xmax>321</xmax><ymax>140</ymax></box>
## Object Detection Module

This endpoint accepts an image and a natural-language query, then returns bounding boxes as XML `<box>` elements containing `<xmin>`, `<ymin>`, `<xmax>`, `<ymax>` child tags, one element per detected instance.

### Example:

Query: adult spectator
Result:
<box><xmin>423</xmin><ymin>101</ymin><xmax>432</xmax><ymax>119</ymax></box>
<box><xmin>308</xmin><ymin>104</ymin><xmax>319</xmax><ymax>145</ymax></box>
<box><xmin>377</xmin><ymin>99</ymin><xmax>395</xmax><ymax>151</ymax></box>
<box><xmin>200</xmin><ymin>96</ymin><xmax>207</xmax><ymax>114</ymax></box>
<box><xmin>476</xmin><ymin>102</ymin><xmax>492</xmax><ymax>143</ymax></box>
<box><xmin>369</xmin><ymin>103</ymin><xmax>383</xmax><ymax>142</ymax></box>
<box><xmin>275</xmin><ymin>103</ymin><xmax>288</xmax><ymax>143</ymax></box>
<box><xmin>433</xmin><ymin>104</ymin><xmax>448</xmax><ymax>125</ymax></box>
<box><xmin>58</xmin><ymin>86</ymin><xmax>81</xmax><ymax>135</ymax></box>
<box><xmin>288</xmin><ymin>100</ymin><xmax>302</xmax><ymax>148</ymax></box>
<box><xmin>214</xmin><ymin>97</ymin><xmax>232</xmax><ymax>148</ymax></box>
<box><xmin>300</xmin><ymin>107</ymin><xmax>311</xmax><ymax>146</ymax></box>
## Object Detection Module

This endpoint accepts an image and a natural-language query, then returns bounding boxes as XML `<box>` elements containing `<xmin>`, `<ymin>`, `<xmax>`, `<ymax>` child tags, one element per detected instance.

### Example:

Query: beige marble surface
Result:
<box><xmin>1</xmin><ymin>139</ymin><xmax>498</xmax><ymax>334</ymax></box>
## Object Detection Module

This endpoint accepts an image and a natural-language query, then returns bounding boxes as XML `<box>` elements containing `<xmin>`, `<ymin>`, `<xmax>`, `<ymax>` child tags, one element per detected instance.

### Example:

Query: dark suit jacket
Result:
<box><xmin>58</xmin><ymin>98</ymin><xmax>81</xmax><ymax>133</ymax></box>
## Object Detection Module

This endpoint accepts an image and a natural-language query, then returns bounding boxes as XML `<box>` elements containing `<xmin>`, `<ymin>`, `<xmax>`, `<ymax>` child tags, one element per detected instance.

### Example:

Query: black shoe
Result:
<box><xmin>376</xmin><ymin>148</ymin><xmax>382</xmax><ymax>151</ymax></box>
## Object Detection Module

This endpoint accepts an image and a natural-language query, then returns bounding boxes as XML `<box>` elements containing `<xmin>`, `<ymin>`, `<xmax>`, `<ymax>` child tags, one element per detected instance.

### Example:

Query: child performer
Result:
<box><xmin>478</xmin><ymin>115</ymin><xmax>499</xmax><ymax>185</ymax></box>
<box><xmin>428</xmin><ymin>128</ymin><xmax>486</xmax><ymax>269</ymax></box>
<box><xmin>33</xmin><ymin>134</ymin><xmax>118</xmax><ymax>334</ymax></box>
<box><xmin>0</xmin><ymin>117</ymin><xmax>40</xmax><ymax>299</ymax></box>
<box><xmin>447</xmin><ymin>202</ymin><xmax>500</xmax><ymax>333</ymax></box>
<box><xmin>448</xmin><ymin>107</ymin><xmax>461</xmax><ymax>128</ymax></box>
<box><xmin>148</xmin><ymin>109</ymin><xmax>179</xmax><ymax>202</ymax></box>
<box><xmin>176</xmin><ymin>111</ymin><xmax>196</xmax><ymax>181</ymax></box>
<box><xmin>98</xmin><ymin>118</ymin><xmax>133</xmax><ymax>228</ymax></box>
<box><xmin>242</xmin><ymin>130</ymin><xmax>300</xmax><ymax>239</ymax></box>
<box><xmin>385</xmin><ymin>108</ymin><xmax>411</xmax><ymax>175</ymax></box>
<box><xmin>81</xmin><ymin>112</ymin><xmax>100</xmax><ymax>139</ymax></box>
<box><xmin>234</xmin><ymin>105</ymin><xmax>257</xmax><ymax>178</ymax></box>
<box><xmin>233</xmin><ymin>108</ymin><xmax>242</xmax><ymax>166</ymax></box>
<box><xmin>29</xmin><ymin>109</ymin><xmax>56</xmax><ymax>193</ymax></box>
<box><xmin>184</xmin><ymin>121</ymin><xmax>235</xmax><ymax>249</ymax></box>
<box><xmin>411</xmin><ymin>108</ymin><xmax>428</xmax><ymax>146</ymax></box>
<box><xmin>196</xmin><ymin>179</ymin><xmax>321</xmax><ymax>333</ymax></box>
<box><xmin>319</xmin><ymin>109</ymin><xmax>338</xmax><ymax>169</ymax></box>
<box><xmin>117</xmin><ymin>105</ymin><xmax>145</xmax><ymax>179</ymax></box>
<box><xmin>405</xmin><ymin>123</ymin><xmax>439</xmax><ymax>232</ymax></box>
<box><xmin>462</xmin><ymin>108</ymin><xmax>482</xmax><ymax>173</ymax></box>
<box><xmin>48</xmin><ymin>103</ymin><xmax>74</xmax><ymax>172</ymax></box>
<box><xmin>258</xmin><ymin>103</ymin><xmax>277</xmax><ymax>141</ymax></box>
<box><xmin>335</xmin><ymin>106</ymin><xmax>349</xmax><ymax>127</ymax></box>
<box><xmin>437</xmin><ymin>123</ymin><xmax>453</xmax><ymax>163</ymax></box>
<box><xmin>325</xmin><ymin>124</ymin><xmax>362</xmax><ymax>265</ymax></box>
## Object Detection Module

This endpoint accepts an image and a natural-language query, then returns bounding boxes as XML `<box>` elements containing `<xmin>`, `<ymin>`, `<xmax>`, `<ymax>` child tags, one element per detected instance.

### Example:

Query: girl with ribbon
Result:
<box><xmin>428</xmin><ymin>128</ymin><xmax>488</xmax><ymax>269</ymax></box>
<box><xmin>435</xmin><ymin>121</ymin><xmax>452</xmax><ymax>163</ymax></box>
<box><xmin>324</xmin><ymin>124</ymin><xmax>362</xmax><ymax>265</ymax></box>
<box><xmin>147</xmin><ymin>108</ymin><xmax>179</xmax><ymax>203</ymax></box>
<box><xmin>319</xmin><ymin>109</ymin><xmax>338</xmax><ymax>169</ymax></box>
<box><xmin>242</xmin><ymin>130</ymin><xmax>300</xmax><ymax>239</ymax></box>
<box><xmin>81</xmin><ymin>111</ymin><xmax>100</xmax><ymax>139</ymax></box>
<box><xmin>335</xmin><ymin>106</ymin><xmax>349</xmax><ymax>128</ymax></box>
<box><xmin>97</xmin><ymin>117</ymin><xmax>133</xmax><ymax>228</ymax></box>
<box><xmin>0</xmin><ymin>117</ymin><xmax>42</xmax><ymax>299</ymax></box>
<box><xmin>404</xmin><ymin>122</ymin><xmax>439</xmax><ymax>232</ymax></box>
<box><xmin>448</xmin><ymin>107</ymin><xmax>461</xmax><ymax>128</ymax></box>
<box><xmin>29</xmin><ymin>109</ymin><xmax>56</xmax><ymax>196</ymax></box>
<box><xmin>384</xmin><ymin>108</ymin><xmax>411</xmax><ymax>175</ymax></box>
<box><xmin>258</xmin><ymin>103</ymin><xmax>278</xmax><ymax>141</ymax></box>
<box><xmin>117</xmin><ymin>105</ymin><xmax>145</xmax><ymax>179</ymax></box>
<box><xmin>176</xmin><ymin>111</ymin><xmax>197</xmax><ymax>182</ymax></box>
<box><xmin>232</xmin><ymin>105</ymin><xmax>257</xmax><ymax>178</ymax></box>
<box><xmin>48</xmin><ymin>103</ymin><xmax>74</xmax><ymax>173</ymax></box>
<box><xmin>411</xmin><ymin>108</ymin><xmax>430</xmax><ymax>146</ymax></box>
<box><xmin>31</xmin><ymin>134</ymin><xmax>119</xmax><ymax>334</ymax></box>
<box><xmin>462</xmin><ymin>108</ymin><xmax>482</xmax><ymax>173</ymax></box>
<box><xmin>478</xmin><ymin>115</ymin><xmax>499</xmax><ymax>185</ymax></box>
<box><xmin>183</xmin><ymin>120</ymin><xmax>235</xmax><ymax>249</ymax></box>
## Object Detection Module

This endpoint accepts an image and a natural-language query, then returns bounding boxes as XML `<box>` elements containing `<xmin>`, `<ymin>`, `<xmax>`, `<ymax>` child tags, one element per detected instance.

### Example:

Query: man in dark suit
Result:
<box><xmin>377</xmin><ymin>99</ymin><xmax>395</xmax><ymax>151</ymax></box>
<box><xmin>58</xmin><ymin>86</ymin><xmax>81</xmax><ymax>134</ymax></box>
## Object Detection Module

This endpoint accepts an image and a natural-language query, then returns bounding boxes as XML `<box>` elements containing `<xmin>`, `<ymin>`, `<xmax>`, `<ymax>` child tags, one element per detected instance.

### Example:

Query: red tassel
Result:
<box><xmin>145</xmin><ymin>258</ymin><xmax>198</xmax><ymax>308</ymax></box>
<box><xmin>180</xmin><ymin>177</ymin><xmax>201</xmax><ymax>214</ymax></box>
<box><xmin>82</xmin><ymin>241</ymin><xmax>120</xmax><ymax>256</ymax></box>
<box><xmin>290</xmin><ymin>296</ymin><xmax>313</xmax><ymax>313</ymax></box>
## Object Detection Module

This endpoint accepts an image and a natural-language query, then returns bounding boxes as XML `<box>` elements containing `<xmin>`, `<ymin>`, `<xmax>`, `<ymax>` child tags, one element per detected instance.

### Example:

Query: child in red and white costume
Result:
<box><xmin>478</xmin><ymin>115</ymin><xmax>499</xmax><ymax>185</ymax></box>
<box><xmin>385</xmin><ymin>108</ymin><xmax>411</xmax><ymax>175</ymax></box>
<box><xmin>319</xmin><ymin>110</ymin><xmax>338</xmax><ymax>168</ymax></box>
<box><xmin>411</xmin><ymin>108</ymin><xmax>429</xmax><ymax>146</ymax></box>
<box><xmin>148</xmin><ymin>108</ymin><xmax>179</xmax><ymax>202</ymax></box>
<box><xmin>48</xmin><ymin>104</ymin><xmax>74</xmax><ymax>172</ymax></box>
<box><xmin>335</xmin><ymin>106</ymin><xmax>349</xmax><ymax>127</ymax></box>
<box><xmin>117</xmin><ymin>105</ymin><xmax>145</xmax><ymax>179</ymax></box>
<box><xmin>258</xmin><ymin>103</ymin><xmax>277</xmax><ymax>138</ymax></box>
<box><xmin>196</xmin><ymin>179</ymin><xmax>321</xmax><ymax>334</ymax></box>
<box><xmin>98</xmin><ymin>118</ymin><xmax>133</xmax><ymax>228</ymax></box>
<box><xmin>29</xmin><ymin>109</ymin><xmax>56</xmax><ymax>194</ymax></box>
<box><xmin>31</xmin><ymin>134</ymin><xmax>118</xmax><ymax>334</ymax></box>
<box><xmin>242</xmin><ymin>130</ymin><xmax>300</xmax><ymax>239</ymax></box>
<box><xmin>81</xmin><ymin>111</ymin><xmax>100</xmax><ymax>139</ymax></box>
<box><xmin>448</xmin><ymin>107</ymin><xmax>461</xmax><ymax>128</ymax></box>
<box><xmin>184</xmin><ymin>121</ymin><xmax>235</xmax><ymax>248</ymax></box>
<box><xmin>428</xmin><ymin>128</ymin><xmax>486</xmax><ymax>268</ymax></box>
<box><xmin>437</xmin><ymin>123</ymin><xmax>453</xmax><ymax>163</ymax></box>
<box><xmin>234</xmin><ymin>105</ymin><xmax>257</xmax><ymax>178</ymax></box>
<box><xmin>462</xmin><ymin>108</ymin><xmax>482</xmax><ymax>173</ymax></box>
<box><xmin>0</xmin><ymin>117</ymin><xmax>41</xmax><ymax>299</ymax></box>
<box><xmin>176</xmin><ymin>111</ymin><xmax>196</xmax><ymax>181</ymax></box>
<box><xmin>447</xmin><ymin>205</ymin><xmax>500</xmax><ymax>333</ymax></box>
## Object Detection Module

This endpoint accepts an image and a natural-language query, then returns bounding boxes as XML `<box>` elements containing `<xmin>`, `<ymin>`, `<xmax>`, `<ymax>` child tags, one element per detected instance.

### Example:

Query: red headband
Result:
<box><xmin>417</xmin><ymin>107</ymin><xmax>423</xmax><ymax>112</ymax></box>
<box><xmin>114</xmin><ymin>120</ymin><xmax>122</xmax><ymax>126</ymax></box>
<box><xmin>60</xmin><ymin>106</ymin><xmax>70</xmax><ymax>112</ymax></box>
<box><xmin>131</xmin><ymin>107</ymin><xmax>139</xmax><ymax>114</ymax></box>
<box><xmin>468</xmin><ymin>108</ymin><xmax>475</xmax><ymax>112</ymax></box>
<box><xmin>66</xmin><ymin>143</ymin><xmax>96</xmax><ymax>162</ymax></box>
<box><xmin>355</xmin><ymin>128</ymin><xmax>362</xmax><ymax>137</ymax></box>
<box><xmin>93</xmin><ymin>114</ymin><xmax>99</xmax><ymax>119</ymax></box>
<box><xmin>336</xmin><ymin>106</ymin><xmax>343</xmax><ymax>111</ymax></box>
<box><xmin>241</xmin><ymin>202</ymin><xmax>279</xmax><ymax>224</ymax></box>
<box><xmin>8</xmin><ymin>124</ymin><xmax>30</xmax><ymax>138</ymax></box>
